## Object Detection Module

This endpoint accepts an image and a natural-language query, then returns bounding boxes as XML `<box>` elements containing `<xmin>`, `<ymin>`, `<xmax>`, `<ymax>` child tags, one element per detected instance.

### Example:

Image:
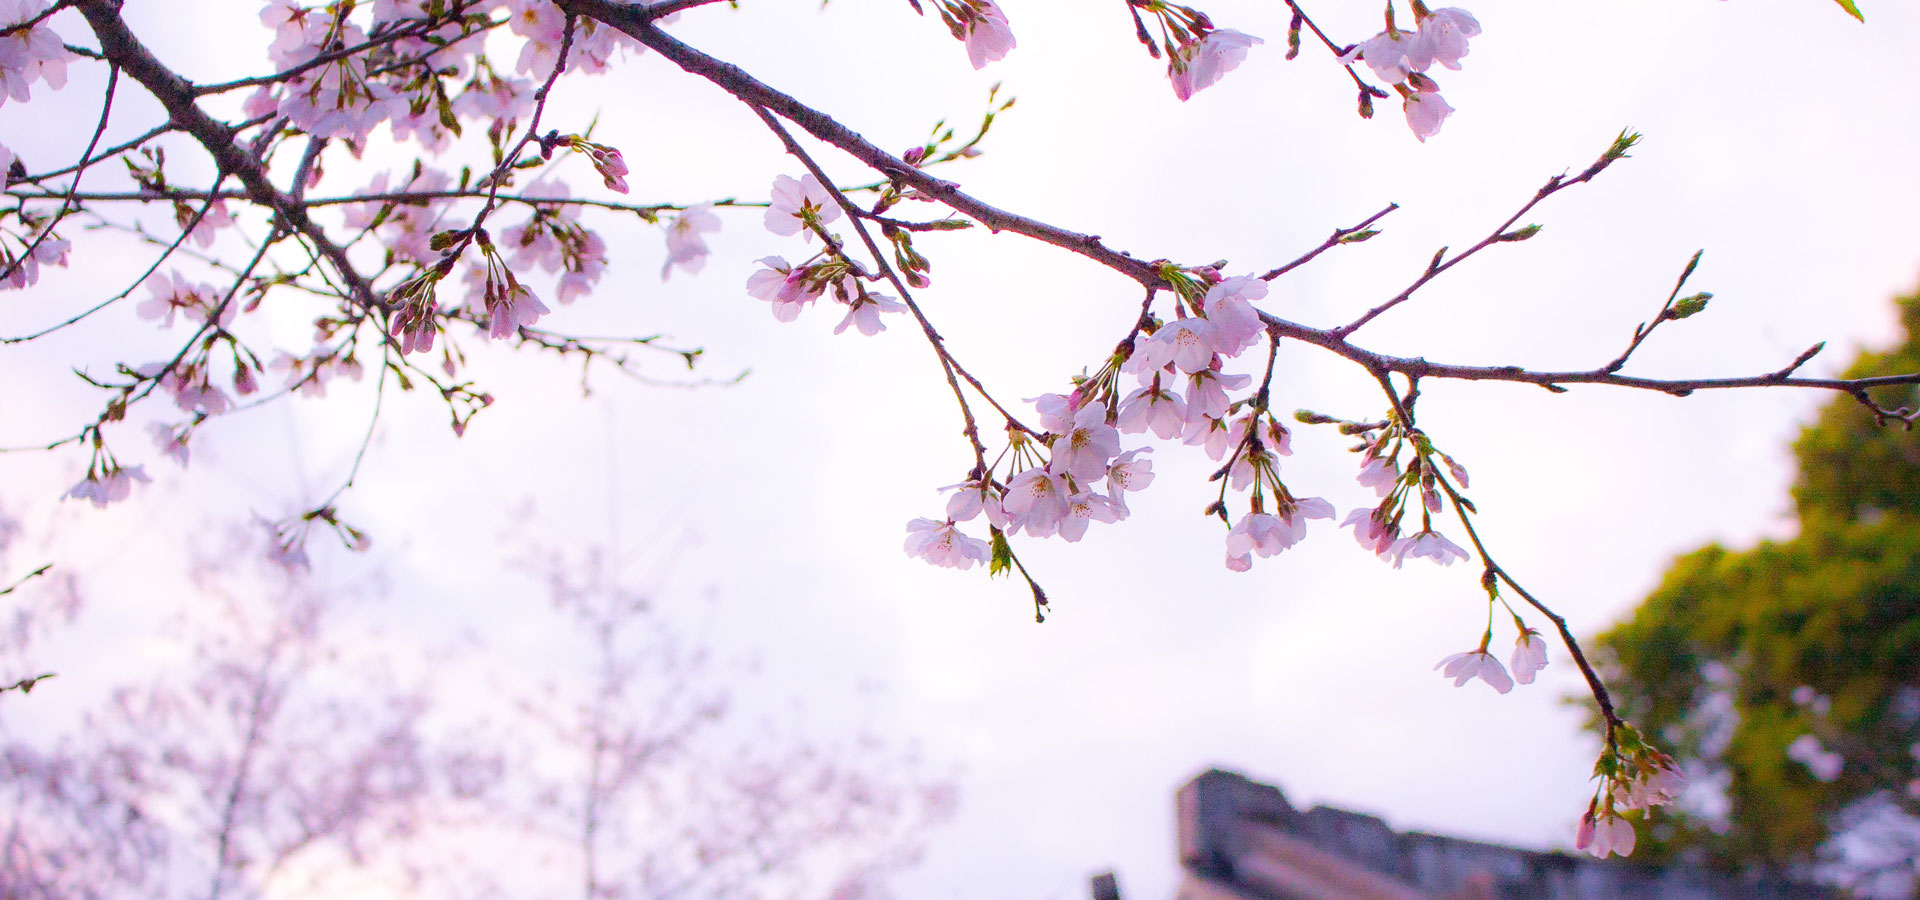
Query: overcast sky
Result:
<box><xmin>5</xmin><ymin>1</ymin><xmax>1920</xmax><ymax>899</ymax></box>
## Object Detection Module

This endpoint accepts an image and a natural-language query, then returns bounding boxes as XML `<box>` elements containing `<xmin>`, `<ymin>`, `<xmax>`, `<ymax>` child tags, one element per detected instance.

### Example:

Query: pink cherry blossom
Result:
<box><xmin>1342</xmin><ymin>506</ymin><xmax>1400</xmax><ymax>556</ymax></box>
<box><xmin>1615</xmin><ymin>762</ymin><xmax>1686</xmax><ymax>810</ymax></box>
<box><xmin>0</xmin><ymin>231</ymin><xmax>68</xmax><ymax>291</ymax></box>
<box><xmin>745</xmin><ymin>256</ymin><xmax>819</xmax><ymax>322</ymax></box>
<box><xmin>1048</xmin><ymin>404</ymin><xmax>1121</xmax><ymax>482</ymax></box>
<box><xmin>1169</xmin><ymin>29</ymin><xmax>1262</xmax><ymax>101</ymax></box>
<box><xmin>1391</xmin><ymin>530</ymin><xmax>1469</xmax><ymax>568</ymax></box>
<box><xmin>1002</xmin><ymin>467</ymin><xmax>1069</xmax><ymax>537</ymax></box>
<box><xmin>765</xmin><ymin>174</ymin><xmax>843</xmax><ymax>239</ymax></box>
<box><xmin>1404</xmin><ymin>90</ymin><xmax>1455</xmax><ymax>143</ymax></box>
<box><xmin>62</xmin><ymin>464</ymin><xmax>151</xmax><ymax>509</ymax></box>
<box><xmin>1223</xmin><ymin>498</ymin><xmax>1332</xmax><ymax>571</ymax></box>
<box><xmin>903</xmin><ymin>518</ymin><xmax>992</xmax><ymax>569</ymax></box>
<box><xmin>1340</xmin><ymin>30</ymin><xmax>1418</xmax><ymax>85</ymax></box>
<box><xmin>1436</xmin><ymin>648</ymin><xmax>1513</xmax><ymax>694</ymax></box>
<box><xmin>1116</xmin><ymin>383</ymin><xmax>1186</xmax><ymax>439</ymax></box>
<box><xmin>1201</xmin><ymin>275</ymin><xmax>1267</xmax><ymax>357</ymax></box>
<box><xmin>1183</xmin><ymin>413</ymin><xmax>1248</xmax><ymax>462</ymax></box>
<box><xmin>1057</xmin><ymin>491</ymin><xmax>1120</xmax><ymax>542</ymax></box>
<box><xmin>1408</xmin><ymin>8</ymin><xmax>1481</xmax><ymax>72</ymax></box>
<box><xmin>182</xmin><ymin>198</ymin><xmax>234</xmax><ymax>249</ymax></box>
<box><xmin>0</xmin><ymin>0</ymin><xmax>73</xmax><ymax>107</ymax></box>
<box><xmin>178</xmin><ymin>372</ymin><xmax>232</xmax><ymax>415</ymax></box>
<box><xmin>149</xmin><ymin>422</ymin><xmax>192</xmax><ymax>467</ymax></box>
<box><xmin>942</xmin><ymin>478</ymin><xmax>1007</xmax><ymax>527</ymax></box>
<box><xmin>1104</xmin><ymin>448</ymin><xmax>1154</xmax><ymax>513</ymax></box>
<box><xmin>1140</xmin><ymin>317</ymin><xmax>1215</xmax><ymax>375</ymax></box>
<box><xmin>1356</xmin><ymin>456</ymin><xmax>1400</xmax><ymax>497</ymax></box>
<box><xmin>833</xmin><ymin>292</ymin><xmax>908</xmax><ymax>336</ymax></box>
<box><xmin>1510</xmin><ymin>628</ymin><xmax>1549</xmax><ymax>685</ymax></box>
<box><xmin>1576</xmin><ymin>812</ymin><xmax>1636</xmax><ymax>859</ymax></box>
<box><xmin>476</xmin><ymin>280</ymin><xmax>549</xmax><ymax>339</ymax></box>
<box><xmin>956</xmin><ymin>0</ymin><xmax>1016</xmax><ymax>70</ymax></box>
<box><xmin>1028</xmin><ymin>391</ymin><xmax>1087</xmax><ymax>435</ymax></box>
<box><xmin>662</xmin><ymin>203</ymin><xmax>721</xmax><ymax>280</ymax></box>
<box><xmin>1183</xmin><ymin>370</ymin><xmax>1250</xmax><ymax>422</ymax></box>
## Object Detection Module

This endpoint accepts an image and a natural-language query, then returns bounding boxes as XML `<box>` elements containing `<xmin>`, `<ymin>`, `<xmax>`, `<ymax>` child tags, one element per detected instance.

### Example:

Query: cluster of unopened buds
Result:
<box><xmin>569</xmin><ymin>138</ymin><xmax>630</xmax><ymax>194</ymax></box>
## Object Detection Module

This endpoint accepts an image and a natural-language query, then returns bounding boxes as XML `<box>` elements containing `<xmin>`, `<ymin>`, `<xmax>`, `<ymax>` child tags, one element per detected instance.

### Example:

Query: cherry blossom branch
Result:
<box><xmin>11</xmin><ymin>119</ymin><xmax>187</xmax><ymax>184</ymax></box>
<box><xmin>555</xmin><ymin>0</ymin><xmax>1163</xmax><ymax>286</ymax></box>
<box><xmin>191</xmin><ymin>3</ymin><xmax>503</xmax><ymax>97</ymax></box>
<box><xmin>0</xmin><ymin>0</ymin><xmax>70</xmax><ymax>39</ymax></box>
<box><xmin>426</xmin><ymin>11</ymin><xmax>577</xmax><ymax>265</ymax></box>
<box><xmin>0</xmin><ymin>563</ymin><xmax>53</xmax><ymax>598</ymax></box>
<box><xmin>1277</xmin><ymin>0</ymin><xmax>1383</xmax><ymax>96</ymax></box>
<box><xmin>1333</xmin><ymin>131</ymin><xmax>1639</xmax><ymax>339</ymax></box>
<box><xmin>1599</xmin><ymin>249</ymin><xmax>1707</xmax><ymax>373</ymax></box>
<box><xmin>1435</xmin><ymin>474</ymin><xmax>1624</xmax><ymax>736</ymax></box>
<box><xmin>76</xmin><ymin>0</ymin><xmax>378</xmax><ymax>309</ymax></box>
<box><xmin>644</xmin><ymin>0</ymin><xmax>737</xmax><ymax>19</ymax></box>
<box><xmin>7</xmin><ymin>187</ymin><xmax>758</xmax><ymax>218</ymax></box>
<box><xmin>751</xmin><ymin>105</ymin><xmax>993</xmax><ymax>471</ymax></box>
<box><xmin>0</xmin><ymin>673</ymin><xmax>55</xmax><ymax>696</ymax></box>
<box><xmin>317</xmin><ymin>346</ymin><xmax>393</xmax><ymax>509</ymax></box>
<box><xmin>2</xmin><ymin>174</ymin><xmax>239</xmax><ymax>345</ymax></box>
<box><xmin>1258</xmin><ymin>202</ymin><xmax>1397</xmax><ymax>281</ymax></box>
<box><xmin>0</xmin><ymin>62</ymin><xmax>117</xmax><ymax>286</ymax></box>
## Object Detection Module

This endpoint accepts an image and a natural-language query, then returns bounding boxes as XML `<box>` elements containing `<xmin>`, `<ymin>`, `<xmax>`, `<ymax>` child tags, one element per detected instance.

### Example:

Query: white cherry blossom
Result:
<box><xmin>1117</xmin><ymin>383</ymin><xmax>1186</xmax><ymax>439</ymax></box>
<box><xmin>1436</xmin><ymin>648</ymin><xmax>1513</xmax><ymax>694</ymax></box>
<box><xmin>1049</xmin><ymin>404</ymin><xmax>1121</xmax><ymax>482</ymax></box>
<box><xmin>1510</xmin><ymin>628</ymin><xmax>1549</xmax><ymax>685</ymax></box>
<box><xmin>1170</xmin><ymin>29</ymin><xmax>1262</xmax><ymax>101</ymax></box>
<box><xmin>833</xmin><ymin>292</ymin><xmax>908</xmax><ymax>336</ymax></box>
<box><xmin>62</xmin><ymin>464</ymin><xmax>150</xmax><ymax>509</ymax></box>
<box><xmin>662</xmin><ymin>203</ymin><xmax>722</xmax><ymax>280</ymax></box>
<box><xmin>765</xmin><ymin>174</ymin><xmax>843</xmax><ymax>239</ymax></box>
<box><xmin>1408</xmin><ymin>8</ymin><xmax>1481</xmax><ymax>72</ymax></box>
<box><xmin>1576</xmin><ymin>813</ymin><xmax>1637</xmax><ymax>859</ymax></box>
<box><xmin>1404</xmin><ymin>89</ymin><xmax>1455</xmax><ymax>143</ymax></box>
<box><xmin>956</xmin><ymin>0</ymin><xmax>1016</xmax><ymax>70</ymax></box>
<box><xmin>904</xmin><ymin>518</ymin><xmax>992</xmax><ymax>569</ymax></box>
<box><xmin>1392</xmin><ymin>530</ymin><xmax>1469</xmax><ymax>568</ymax></box>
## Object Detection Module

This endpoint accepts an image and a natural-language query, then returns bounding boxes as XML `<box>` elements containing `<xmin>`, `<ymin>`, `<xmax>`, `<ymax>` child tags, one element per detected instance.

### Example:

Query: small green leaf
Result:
<box><xmin>1495</xmin><ymin>224</ymin><xmax>1544</xmax><ymax>242</ymax></box>
<box><xmin>1338</xmin><ymin>229</ymin><xmax>1380</xmax><ymax>244</ymax></box>
<box><xmin>1670</xmin><ymin>292</ymin><xmax>1712</xmax><ymax>320</ymax></box>
<box><xmin>1832</xmin><ymin>0</ymin><xmax>1864</xmax><ymax>21</ymax></box>
<box><xmin>989</xmin><ymin>528</ymin><xmax>1013</xmax><ymax>577</ymax></box>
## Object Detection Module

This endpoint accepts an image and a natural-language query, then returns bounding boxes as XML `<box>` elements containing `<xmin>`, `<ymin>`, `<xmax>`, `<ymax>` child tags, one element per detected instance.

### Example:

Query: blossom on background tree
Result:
<box><xmin>0</xmin><ymin>0</ymin><xmax>1898</xmax><ymax>855</ymax></box>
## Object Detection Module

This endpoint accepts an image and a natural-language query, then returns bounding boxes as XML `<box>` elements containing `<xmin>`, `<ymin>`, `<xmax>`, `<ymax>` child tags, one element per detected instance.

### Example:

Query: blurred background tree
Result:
<box><xmin>1593</xmin><ymin>285</ymin><xmax>1920</xmax><ymax>896</ymax></box>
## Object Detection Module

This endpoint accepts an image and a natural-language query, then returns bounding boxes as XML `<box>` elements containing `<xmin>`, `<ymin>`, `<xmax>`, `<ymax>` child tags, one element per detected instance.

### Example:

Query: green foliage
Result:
<box><xmin>1593</xmin><ymin>289</ymin><xmax>1920</xmax><ymax>874</ymax></box>
<box><xmin>1833</xmin><ymin>0</ymin><xmax>1865</xmax><ymax>22</ymax></box>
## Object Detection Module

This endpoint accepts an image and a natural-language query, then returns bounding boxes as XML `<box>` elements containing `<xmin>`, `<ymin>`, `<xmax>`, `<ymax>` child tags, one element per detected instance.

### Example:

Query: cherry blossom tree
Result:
<box><xmin>0</xmin><ymin>0</ymin><xmax>1907</xmax><ymax>855</ymax></box>
<box><xmin>0</xmin><ymin>530</ymin><xmax>949</xmax><ymax>899</ymax></box>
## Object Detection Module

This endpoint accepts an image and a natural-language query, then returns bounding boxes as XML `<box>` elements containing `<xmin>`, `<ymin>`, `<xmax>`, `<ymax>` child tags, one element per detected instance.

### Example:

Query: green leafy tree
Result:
<box><xmin>1593</xmin><ymin>288</ymin><xmax>1920</xmax><ymax>890</ymax></box>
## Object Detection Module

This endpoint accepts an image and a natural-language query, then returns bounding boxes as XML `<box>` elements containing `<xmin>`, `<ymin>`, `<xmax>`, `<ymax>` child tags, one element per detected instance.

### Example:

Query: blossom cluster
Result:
<box><xmin>1340</xmin><ymin>5</ymin><xmax>1482</xmax><ymax>141</ymax></box>
<box><xmin>1576</xmin><ymin>723</ymin><xmax>1687</xmax><ymax>859</ymax></box>
<box><xmin>0</xmin><ymin>0</ymin><xmax>71</xmax><ymax>107</ymax></box>
<box><xmin>747</xmin><ymin>174</ymin><xmax>908</xmax><ymax>336</ymax></box>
